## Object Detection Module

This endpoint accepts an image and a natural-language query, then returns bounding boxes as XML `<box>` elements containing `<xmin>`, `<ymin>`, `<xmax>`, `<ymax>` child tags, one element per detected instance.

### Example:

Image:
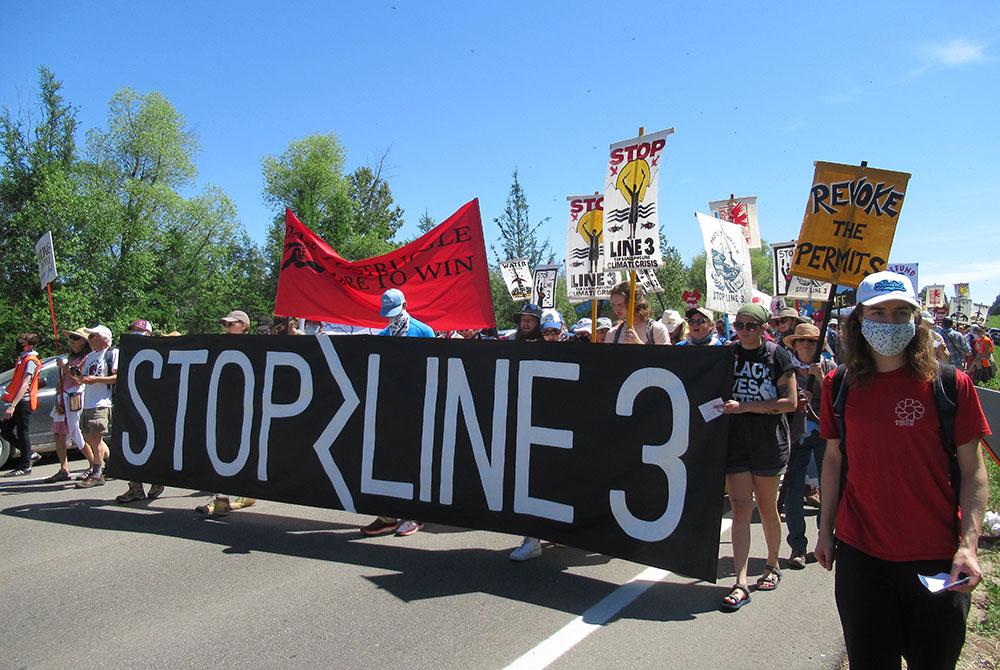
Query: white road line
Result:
<box><xmin>503</xmin><ymin>517</ymin><xmax>734</xmax><ymax>670</ymax></box>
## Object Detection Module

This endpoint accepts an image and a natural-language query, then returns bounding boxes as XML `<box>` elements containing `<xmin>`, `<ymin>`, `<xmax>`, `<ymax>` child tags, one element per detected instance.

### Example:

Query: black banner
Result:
<box><xmin>109</xmin><ymin>334</ymin><xmax>734</xmax><ymax>581</ymax></box>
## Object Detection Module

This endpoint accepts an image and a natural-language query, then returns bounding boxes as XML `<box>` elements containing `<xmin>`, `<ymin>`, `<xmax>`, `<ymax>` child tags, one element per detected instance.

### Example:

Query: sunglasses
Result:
<box><xmin>68</xmin><ymin>334</ymin><xmax>84</xmax><ymax>341</ymax></box>
<box><xmin>687</xmin><ymin>318</ymin><xmax>709</xmax><ymax>325</ymax></box>
<box><xmin>733</xmin><ymin>321</ymin><xmax>760</xmax><ymax>331</ymax></box>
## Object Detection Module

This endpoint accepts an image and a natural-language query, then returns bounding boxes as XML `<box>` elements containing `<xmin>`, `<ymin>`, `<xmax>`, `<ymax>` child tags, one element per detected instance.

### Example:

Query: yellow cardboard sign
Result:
<box><xmin>791</xmin><ymin>161</ymin><xmax>910</xmax><ymax>289</ymax></box>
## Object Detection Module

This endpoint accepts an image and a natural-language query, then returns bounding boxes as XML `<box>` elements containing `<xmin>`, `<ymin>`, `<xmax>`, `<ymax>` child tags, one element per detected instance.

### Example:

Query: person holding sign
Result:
<box><xmin>604</xmin><ymin>281</ymin><xmax>670</xmax><ymax>345</ymax></box>
<box><xmin>718</xmin><ymin>303</ymin><xmax>797</xmax><ymax>611</ymax></box>
<box><xmin>815</xmin><ymin>271</ymin><xmax>990</xmax><ymax>668</ymax></box>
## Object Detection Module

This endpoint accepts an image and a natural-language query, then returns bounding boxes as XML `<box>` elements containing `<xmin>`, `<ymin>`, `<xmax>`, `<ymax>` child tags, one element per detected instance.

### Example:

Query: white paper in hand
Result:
<box><xmin>699</xmin><ymin>398</ymin><xmax>725</xmax><ymax>423</ymax></box>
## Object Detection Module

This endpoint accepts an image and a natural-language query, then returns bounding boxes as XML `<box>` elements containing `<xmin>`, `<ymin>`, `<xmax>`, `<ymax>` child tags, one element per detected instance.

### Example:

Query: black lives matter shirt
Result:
<box><xmin>730</xmin><ymin>340</ymin><xmax>796</xmax><ymax>448</ymax></box>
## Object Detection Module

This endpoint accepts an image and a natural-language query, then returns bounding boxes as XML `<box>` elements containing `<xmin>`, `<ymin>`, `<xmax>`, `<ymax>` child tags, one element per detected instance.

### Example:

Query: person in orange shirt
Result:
<box><xmin>2</xmin><ymin>333</ymin><xmax>42</xmax><ymax>476</ymax></box>
<box><xmin>970</xmin><ymin>324</ymin><xmax>995</xmax><ymax>385</ymax></box>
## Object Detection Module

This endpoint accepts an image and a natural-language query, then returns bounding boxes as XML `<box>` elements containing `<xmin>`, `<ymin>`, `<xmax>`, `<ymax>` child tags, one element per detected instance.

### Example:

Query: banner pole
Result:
<box><xmin>626</xmin><ymin>127</ymin><xmax>644</xmax><ymax>332</ymax></box>
<box><xmin>47</xmin><ymin>282</ymin><xmax>60</xmax><ymax>356</ymax></box>
<box><xmin>592</xmin><ymin>190</ymin><xmax>601</xmax><ymax>343</ymax></box>
<box><xmin>591</xmin><ymin>299</ymin><xmax>598</xmax><ymax>342</ymax></box>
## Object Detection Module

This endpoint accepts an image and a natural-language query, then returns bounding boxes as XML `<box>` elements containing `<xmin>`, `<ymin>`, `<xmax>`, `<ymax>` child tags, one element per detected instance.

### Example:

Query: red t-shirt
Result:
<box><xmin>820</xmin><ymin>366</ymin><xmax>991</xmax><ymax>561</ymax></box>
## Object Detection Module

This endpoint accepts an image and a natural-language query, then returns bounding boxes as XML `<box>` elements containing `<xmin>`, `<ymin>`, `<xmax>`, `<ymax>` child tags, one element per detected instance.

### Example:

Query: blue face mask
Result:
<box><xmin>304</xmin><ymin>324</ymin><xmax>320</xmax><ymax>335</ymax></box>
<box><xmin>861</xmin><ymin>318</ymin><xmax>915</xmax><ymax>357</ymax></box>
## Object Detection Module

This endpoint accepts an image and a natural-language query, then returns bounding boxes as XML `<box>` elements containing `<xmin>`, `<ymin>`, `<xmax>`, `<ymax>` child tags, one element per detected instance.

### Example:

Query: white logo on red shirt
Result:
<box><xmin>894</xmin><ymin>398</ymin><xmax>925</xmax><ymax>426</ymax></box>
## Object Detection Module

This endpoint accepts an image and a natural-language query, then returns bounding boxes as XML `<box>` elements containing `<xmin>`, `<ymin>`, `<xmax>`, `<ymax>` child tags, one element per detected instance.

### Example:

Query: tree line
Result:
<box><xmin>1</xmin><ymin>67</ymin><xmax>778</xmax><ymax>358</ymax></box>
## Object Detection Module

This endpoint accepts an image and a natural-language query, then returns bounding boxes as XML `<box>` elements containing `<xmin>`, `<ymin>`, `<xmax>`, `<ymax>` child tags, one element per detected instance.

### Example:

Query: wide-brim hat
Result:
<box><xmin>783</xmin><ymin>323</ymin><xmax>822</xmax><ymax>346</ymax></box>
<box><xmin>63</xmin><ymin>327</ymin><xmax>89</xmax><ymax>340</ymax></box>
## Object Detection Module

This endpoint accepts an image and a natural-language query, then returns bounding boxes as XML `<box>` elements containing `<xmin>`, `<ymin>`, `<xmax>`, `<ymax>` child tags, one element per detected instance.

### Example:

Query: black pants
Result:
<box><xmin>1</xmin><ymin>402</ymin><xmax>33</xmax><ymax>469</ymax></box>
<box><xmin>835</xmin><ymin>541</ymin><xmax>970</xmax><ymax>669</ymax></box>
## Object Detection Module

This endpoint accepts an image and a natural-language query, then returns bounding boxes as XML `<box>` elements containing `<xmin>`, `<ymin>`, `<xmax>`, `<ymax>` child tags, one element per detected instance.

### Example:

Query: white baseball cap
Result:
<box><xmin>856</xmin><ymin>271</ymin><xmax>920</xmax><ymax>308</ymax></box>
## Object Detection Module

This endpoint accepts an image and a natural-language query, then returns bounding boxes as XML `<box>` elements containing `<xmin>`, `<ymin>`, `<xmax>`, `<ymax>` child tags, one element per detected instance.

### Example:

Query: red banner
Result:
<box><xmin>275</xmin><ymin>199</ymin><xmax>496</xmax><ymax>330</ymax></box>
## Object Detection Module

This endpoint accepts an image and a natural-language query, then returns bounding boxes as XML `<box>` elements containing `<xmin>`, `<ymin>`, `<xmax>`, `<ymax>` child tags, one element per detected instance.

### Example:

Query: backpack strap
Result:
<box><xmin>933</xmin><ymin>362</ymin><xmax>961</xmax><ymax>538</ymax></box>
<box><xmin>102</xmin><ymin>347</ymin><xmax>118</xmax><ymax>393</ymax></box>
<box><xmin>646</xmin><ymin>319</ymin><xmax>655</xmax><ymax>345</ymax></box>
<box><xmin>831</xmin><ymin>364</ymin><xmax>849</xmax><ymax>502</ymax></box>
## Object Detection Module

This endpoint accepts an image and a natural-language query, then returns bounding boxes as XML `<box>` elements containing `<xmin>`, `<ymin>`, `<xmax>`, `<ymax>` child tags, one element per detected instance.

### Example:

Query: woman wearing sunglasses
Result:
<box><xmin>718</xmin><ymin>302</ymin><xmax>798</xmax><ymax>611</ymax></box>
<box><xmin>45</xmin><ymin>329</ymin><xmax>94</xmax><ymax>482</ymax></box>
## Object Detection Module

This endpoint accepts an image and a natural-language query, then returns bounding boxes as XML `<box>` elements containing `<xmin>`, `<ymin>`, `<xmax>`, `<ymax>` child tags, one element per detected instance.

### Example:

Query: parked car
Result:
<box><xmin>990</xmin><ymin>328</ymin><xmax>1000</xmax><ymax>344</ymax></box>
<box><xmin>0</xmin><ymin>355</ymin><xmax>62</xmax><ymax>468</ymax></box>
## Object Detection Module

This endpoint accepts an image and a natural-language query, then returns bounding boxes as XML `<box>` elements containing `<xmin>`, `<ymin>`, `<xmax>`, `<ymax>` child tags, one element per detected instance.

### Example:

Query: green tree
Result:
<box><xmin>342</xmin><ymin>153</ymin><xmax>404</xmax><ymax>259</ymax></box>
<box><xmin>0</xmin><ymin>67</ymin><xmax>80</xmax><ymax>353</ymax></box>
<box><xmin>261</xmin><ymin>132</ymin><xmax>354</xmax><ymax>287</ymax></box>
<box><xmin>417</xmin><ymin>208</ymin><xmax>435</xmax><ymax>234</ymax></box>
<box><xmin>990</xmin><ymin>293</ymin><xmax>1000</xmax><ymax>317</ymax></box>
<box><xmin>491</xmin><ymin>168</ymin><xmax>554</xmax><ymax>268</ymax></box>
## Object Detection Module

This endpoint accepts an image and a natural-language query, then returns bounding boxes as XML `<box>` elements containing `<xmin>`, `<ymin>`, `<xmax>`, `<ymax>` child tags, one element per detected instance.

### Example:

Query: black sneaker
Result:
<box><xmin>787</xmin><ymin>551</ymin><xmax>807</xmax><ymax>570</ymax></box>
<box><xmin>361</xmin><ymin>518</ymin><xmax>399</xmax><ymax>535</ymax></box>
<box><xmin>4</xmin><ymin>467</ymin><xmax>31</xmax><ymax>477</ymax></box>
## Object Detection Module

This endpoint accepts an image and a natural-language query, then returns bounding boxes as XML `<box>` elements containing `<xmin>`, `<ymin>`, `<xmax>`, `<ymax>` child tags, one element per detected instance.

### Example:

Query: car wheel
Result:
<box><xmin>0</xmin><ymin>435</ymin><xmax>10</xmax><ymax>469</ymax></box>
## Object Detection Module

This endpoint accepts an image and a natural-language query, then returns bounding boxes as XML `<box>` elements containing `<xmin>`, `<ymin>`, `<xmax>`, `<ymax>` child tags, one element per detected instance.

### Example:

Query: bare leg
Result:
<box><xmin>726</xmin><ymin>471</ymin><xmax>756</xmax><ymax>586</ymax></box>
<box><xmin>54</xmin><ymin>433</ymin><xmax>69</xmax><ymax>471</ymax></box>
<box><xmin>752</xmin><ymin>474</ymin><xmax>783</xmax><ymax>568</ymax></box>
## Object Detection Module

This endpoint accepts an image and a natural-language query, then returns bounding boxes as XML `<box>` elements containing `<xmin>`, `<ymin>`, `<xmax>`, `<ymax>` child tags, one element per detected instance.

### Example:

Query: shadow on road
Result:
<box><xmin>2</xmin><ymin>493</ymin><xmax>723</xmax><ymax>622</ymax></box>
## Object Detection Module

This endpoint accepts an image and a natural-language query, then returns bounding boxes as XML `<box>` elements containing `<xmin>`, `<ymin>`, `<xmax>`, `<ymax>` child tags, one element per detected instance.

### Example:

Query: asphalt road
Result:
<box><xmin>2</xmin><ymin>458</ymin><xmax>845</xmax><ymax>670</ymax></box>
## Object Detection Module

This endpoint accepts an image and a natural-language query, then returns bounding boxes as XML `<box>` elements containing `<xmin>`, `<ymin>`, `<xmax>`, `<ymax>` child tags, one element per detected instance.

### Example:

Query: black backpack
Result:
<box><xmin>831</xmin><ymin>362</ymin><xmax>960</xmax><ymax>534</ymax></box>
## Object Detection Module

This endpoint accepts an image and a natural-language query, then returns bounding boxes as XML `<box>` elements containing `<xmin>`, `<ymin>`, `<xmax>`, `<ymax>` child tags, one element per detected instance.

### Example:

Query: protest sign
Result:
<box><xmin>35</xmin><ymin>231</ymin><xmax>57</xmax><ymax>289</ymax></box>
<box><xmin>601</xmin><ymin>128</ymin><xmax>674</xmax><ymax>271</ymax></box>
<box><xmin>955</xmin><ymin>283</ymin><xmax>970</xmax><ymax>299</ymax></box>
<box><xmin>276</xmin><ymin>200</ymin><xmax>495</xmax><ymax>331</ymax></box>
<box><xmin>635</xmin><ymin>268</ymin><xmax>663</xmax><ymax>295</ymax></box>
<box><xmin>772</xmin><ymin>241</ymin><xmax>796</xmax><ymax>296</ymax></box>
<box><xmin>952</xmin><ymin>298</ymin><xmax>972</xmax><ymax>322</ymax></box>
<box><xmin>682</xmin><ymin>290</ymin><xmax>702</xmax><ymax>310</ymax></box>
<box><xmin>770</xmin><ymin>296</ymin><xmax>786</xmax><ymax>317</ymax></box>
<box><xmin>109</xmin><ymin>333</ymin><xmax>734</xmax><ymax>581</ymax></box>
<box><xmin>709</xmin><ymin>196</ymin><xmax>761</xmax><ymax>250</ymax></box>
<box><xmin>531</xmin><ymin>264</ymin><xmax>561</xmax><ymax>309</ymax></box>
<box><xmin>791</xmin><ymin>161</ymin><xmax>910</xmax><ymax>289</ymax></box>
<box><xmin>886</xmin><ymin>262</ymin><xmax>918</xmax><ymax>294</ymax></box>
<box><xmin>973</xmin><ymin>303</ymin><xmax>990</xmax><ymax>322</ymax></box>
<box><xmin>697</xmin><ymin>212</ymin><xmax>752</xmax><ymax>314</ymax></box>
<box><xmin>926</xmin><ymin>285</ymin><xmax>946</xmax><ymax>308</ymax></box>
<box><xmin>499</xmin><ymin>259</ymin><xmax>532</xmax><ymax>302</ymax></box>
<box><xmin>565</xmin><ymin>194</ymin><xmax>621</xmax><ymax>300</ymax></box>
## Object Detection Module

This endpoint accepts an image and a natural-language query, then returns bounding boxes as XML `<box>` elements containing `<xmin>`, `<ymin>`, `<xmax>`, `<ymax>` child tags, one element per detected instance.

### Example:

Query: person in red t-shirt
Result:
<box><xmin>814</xmin><ymin>271</ymin><xmax>990</xmax><ymax>669</ymax></box>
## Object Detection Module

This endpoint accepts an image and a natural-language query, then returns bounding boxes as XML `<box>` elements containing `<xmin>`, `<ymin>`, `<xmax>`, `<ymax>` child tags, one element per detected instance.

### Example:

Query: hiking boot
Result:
<box><xmin>230</xmin><ymin>496</ymin><xmax>256</xmax><ymax>510</ymax></box>
<box><xmin>361</xmin><ymin>518</ymin><xmax>399</xmax><ymax>536</ymax></box>
<box><xmin>115</xmin><ymin>482</ymin><xmax>146</xmax><ymax>504</ymax></box>
<box><xmin>196</xmin><ymin>496</ymin><xmax>230</xmax><ymax>516</ymax></box>
<box><xmin>76</xmin><ymin>472</ymin><xmax>105</xmax><ymax>488</ymax></box>
<box><xmin>395</xmin><ymin>520</ymin><xmax>423</xmax><ymax>536</ymax></box>
<box><xmin>44</xmin><ymin>469</ymin><xmax>71</xmax><ymax>483</ymax></box>
<box><xmin>509</xmin><ymin>537</ymin><xmax>543</xmax><ymax>562</ymax></box>
<box><xmin>787</xmin><ymin>550</ymin><xmax>807</xmax><ymax>570</ymax></box>
<box><xmin>146</xmin><ymin>484</ymin><xmax>165</xmax><ymax>500</ymax></box>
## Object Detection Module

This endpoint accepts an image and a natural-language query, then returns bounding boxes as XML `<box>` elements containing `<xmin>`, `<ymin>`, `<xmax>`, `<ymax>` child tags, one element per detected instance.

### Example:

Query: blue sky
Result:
<box><xmin>4</xmin><ymin>2</ymin><xmax>999</xmax><ymax>305</ymax></box>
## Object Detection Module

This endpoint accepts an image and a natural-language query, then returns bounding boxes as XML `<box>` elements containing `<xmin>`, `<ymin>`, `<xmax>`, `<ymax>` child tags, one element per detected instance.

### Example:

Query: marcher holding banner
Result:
<box><xmin>360</xmin><ymin>289</ymin><xmax>434</xmax><ymax>537</ymax></box>
<box><xmin>718</xmin><ymin>303</ymin><xmax>797</xmax><ymax>611</ymax></box>
<box><xmin>604</xmin><ymin>282</ymin><xmax>670</xmax><ymax>345</ymax></box>
<box><xmin>815</xmin><ymin>271</ymin><xmax>991</xmax><ymax>668</ymax></box>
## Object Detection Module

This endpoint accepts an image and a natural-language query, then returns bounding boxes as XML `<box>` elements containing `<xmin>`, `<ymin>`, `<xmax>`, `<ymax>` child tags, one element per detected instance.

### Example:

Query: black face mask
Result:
<box><xmin>15</xmin><ymin>341</ymin><xmax>24</xmax><ymax>356</ymax></box>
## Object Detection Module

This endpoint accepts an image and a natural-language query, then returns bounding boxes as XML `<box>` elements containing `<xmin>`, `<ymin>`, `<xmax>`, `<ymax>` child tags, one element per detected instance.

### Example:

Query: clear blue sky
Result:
<box><xmin>5</xmin><ymin>2</ymin><xmax>999</xmax><ymax>305</ymax></box>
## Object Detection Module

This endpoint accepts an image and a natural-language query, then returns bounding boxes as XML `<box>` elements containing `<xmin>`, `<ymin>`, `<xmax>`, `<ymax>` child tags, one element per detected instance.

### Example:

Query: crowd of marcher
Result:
<box><xmin>1</xmin><ymin>271</ymin><xmax>992</xmax><ymax>668</ymax></box>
